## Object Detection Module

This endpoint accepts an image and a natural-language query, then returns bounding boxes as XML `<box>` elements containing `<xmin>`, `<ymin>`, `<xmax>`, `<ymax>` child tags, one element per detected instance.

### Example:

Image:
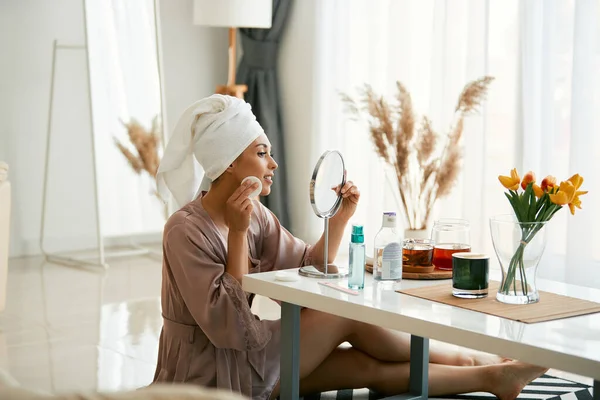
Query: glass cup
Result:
<box><xmin>402</xmin><ymin>239</ymin><xmax>435</xmax><ymax>267</ymax></box>
<box><xmin>431</xmin><ymin>219</ymin><xmax>471</xmax><ymax>271</ymax></box>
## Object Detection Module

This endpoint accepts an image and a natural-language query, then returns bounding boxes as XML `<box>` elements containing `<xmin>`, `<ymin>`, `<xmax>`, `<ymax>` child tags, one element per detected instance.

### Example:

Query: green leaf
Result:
<box><xmin>535</xmin><ymin>193</ymin><xmax>547</xmax><ymax>217</ymax></box>
<box><xmin>506</xmin><ymin>191</ymin><xmax>525</xmax><ymax>222</ymax></box>
<box><xmin>529</xmin><ymin>185</ymin><xmax>537</xmax><ymax>221</ymax></box>
<box><xmin>524</xmin><ymin>183</ymin><xmax>535</xmax><ymax>222</ymax></box>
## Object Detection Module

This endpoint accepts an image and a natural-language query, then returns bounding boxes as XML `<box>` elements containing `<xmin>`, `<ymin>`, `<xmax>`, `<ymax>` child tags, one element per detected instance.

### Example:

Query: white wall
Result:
<box><xmin>1</xmin><ymin>0</ymin><xmax>227</xmax><ymax>258</ymax></box>
<box><xmin>158</xmin><ymin>0</ymin><xmax>228</xmax><ymax>138</ymax></box>
<box><xmin>0</xmin><ymin>0</ymin><xmax>97</xmax><ymax>257</ymax></box>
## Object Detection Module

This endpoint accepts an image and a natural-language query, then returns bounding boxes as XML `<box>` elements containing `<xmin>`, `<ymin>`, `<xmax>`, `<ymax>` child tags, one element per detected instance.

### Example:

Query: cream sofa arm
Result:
<box><xmin>0</xmin><ymin>180</ymin><xmax>10</xmax><ymax>312</ymax></box>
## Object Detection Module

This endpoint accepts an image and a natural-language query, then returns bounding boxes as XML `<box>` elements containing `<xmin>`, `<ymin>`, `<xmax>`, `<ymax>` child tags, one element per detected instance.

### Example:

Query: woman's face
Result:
<box><xmin>231</xmin><ymin>134</ymin><xmax>278</xmax><ymax>196</ymax></box>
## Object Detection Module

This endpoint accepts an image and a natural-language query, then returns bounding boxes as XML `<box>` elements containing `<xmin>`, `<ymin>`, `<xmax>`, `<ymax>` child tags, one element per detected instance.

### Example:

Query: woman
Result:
<box><xmin>153</xmin><ymin>95</ymin><xmax>546</xmax><ymax>400</ymax></box>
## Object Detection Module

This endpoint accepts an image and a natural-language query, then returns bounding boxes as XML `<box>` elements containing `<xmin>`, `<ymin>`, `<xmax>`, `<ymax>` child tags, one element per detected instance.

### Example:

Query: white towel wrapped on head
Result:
<box><xmin>156</xmin><ymin>95</ymin><xmax>264</xmax><ymax>208</ymax></box>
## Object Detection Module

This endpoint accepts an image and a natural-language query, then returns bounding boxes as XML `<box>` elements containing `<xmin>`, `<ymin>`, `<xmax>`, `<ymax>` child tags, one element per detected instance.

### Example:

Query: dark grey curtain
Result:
<box><xmin>237</xmin><ymin>0</ymin><xmax>293</xmax><ymax>228</ymax></box>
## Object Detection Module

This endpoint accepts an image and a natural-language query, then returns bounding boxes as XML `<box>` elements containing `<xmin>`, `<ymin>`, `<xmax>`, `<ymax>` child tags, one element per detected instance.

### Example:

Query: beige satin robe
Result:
<box><xmin>153</xmin><ymin>196</ymin><xmax>313</xmax><ymax>399</ymax></box>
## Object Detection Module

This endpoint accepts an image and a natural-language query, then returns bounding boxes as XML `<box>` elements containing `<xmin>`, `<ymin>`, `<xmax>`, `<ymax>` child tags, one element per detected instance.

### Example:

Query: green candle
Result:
<box><xmin>452</xmin><ymin>253</ymin><xmax>489</xmax><ymax>298</ymax></box>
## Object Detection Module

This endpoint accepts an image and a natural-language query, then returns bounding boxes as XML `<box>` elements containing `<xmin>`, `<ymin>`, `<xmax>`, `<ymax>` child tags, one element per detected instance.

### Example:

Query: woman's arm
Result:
<box><xmin>225</xmin><ymin>180</ymin><xmax>259</xmax><ymax>282</ymax></box>
<box><xmin>226</xmin><ymin>231</ymin><xmax>249</xmax><ymax>281</ymax></box>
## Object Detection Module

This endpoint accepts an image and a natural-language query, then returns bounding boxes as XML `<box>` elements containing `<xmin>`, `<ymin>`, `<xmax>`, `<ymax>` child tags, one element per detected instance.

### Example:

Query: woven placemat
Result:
<box><xmin>397</xmin><ymin>281</ymin><xmax>600</xmax><ymax>323</ymax></box>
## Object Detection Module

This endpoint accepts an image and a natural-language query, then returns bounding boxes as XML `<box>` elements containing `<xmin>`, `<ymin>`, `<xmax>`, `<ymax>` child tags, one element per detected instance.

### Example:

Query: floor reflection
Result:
<box><xmin>0</xmin><ymin>254</ymin><xmax>162</xmax><ymax>393</ymax></box>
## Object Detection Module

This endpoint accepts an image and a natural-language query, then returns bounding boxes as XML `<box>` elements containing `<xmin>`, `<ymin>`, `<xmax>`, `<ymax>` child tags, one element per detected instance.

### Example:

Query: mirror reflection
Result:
<box><xmin>311</xmin><ymin>151</ymin><xmax>345</xmax><ymax>218</ymax></box>
<box><xmin>86</xmin><ymin>0</ymin><xmax>165</xmax><ymax>236</ymax></box>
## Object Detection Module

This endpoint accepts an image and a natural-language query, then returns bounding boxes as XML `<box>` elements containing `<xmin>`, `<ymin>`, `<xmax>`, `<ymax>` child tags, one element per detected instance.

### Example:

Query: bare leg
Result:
<box><xmin>345</xmin><ymin>316</ymin><xmax>504</xmax><ymax>366</ymax></box>
<box><xmin>272</xmin><ymin>347</ymin><xmax>547</xmax><ymax>400</ymax></box>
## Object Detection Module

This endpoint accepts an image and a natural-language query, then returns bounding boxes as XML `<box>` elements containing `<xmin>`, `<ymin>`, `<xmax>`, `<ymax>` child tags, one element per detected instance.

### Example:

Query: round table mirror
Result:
<box><xmin>298</xmin><ymin>150</ymin><xmax>348</xmax><ymax>279</ymax></box>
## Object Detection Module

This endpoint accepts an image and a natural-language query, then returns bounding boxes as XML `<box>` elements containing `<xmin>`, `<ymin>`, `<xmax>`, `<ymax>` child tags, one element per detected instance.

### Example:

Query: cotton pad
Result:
<box><xmin>274</xmin><ymin>271</ymin><xmax>300</xmax><ymax>282</ymax></box>
<box><xmin>242</xmin><ymin>176</ymin><xmax>263</xmax><ymax>198</ymax></box>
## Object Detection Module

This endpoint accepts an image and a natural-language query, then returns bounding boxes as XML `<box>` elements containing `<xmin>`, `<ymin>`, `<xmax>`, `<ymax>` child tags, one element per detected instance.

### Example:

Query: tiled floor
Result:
<box><xmin>0</xmin><ymin>249</ymin><xmax>591</xmax><ymax>395</ymax></box>
<box><xmin>0</xmin><ymin>248</ymin><xmax>281</xmax><ymax>394</ymax></box>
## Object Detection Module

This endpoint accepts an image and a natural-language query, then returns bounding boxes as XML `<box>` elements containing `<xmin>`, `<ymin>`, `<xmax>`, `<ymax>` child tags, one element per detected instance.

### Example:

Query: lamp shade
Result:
<box><xmin>193</xmin><ymin>0</ymin><xmax>272</xmax><ymax>28</ymax></box>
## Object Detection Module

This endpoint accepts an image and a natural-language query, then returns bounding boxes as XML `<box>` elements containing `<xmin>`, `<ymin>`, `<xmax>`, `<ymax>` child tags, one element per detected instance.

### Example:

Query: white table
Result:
<box><xmin>243</xmin><ymin>270</ymin><xmax>600</xmax><ymax>400</ymax></box>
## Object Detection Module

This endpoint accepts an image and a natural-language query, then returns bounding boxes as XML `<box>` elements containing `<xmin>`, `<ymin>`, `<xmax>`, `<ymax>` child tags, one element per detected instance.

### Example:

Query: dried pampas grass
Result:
<box><xmin>342</xmin><ymin>76</ymin><xmax>494</xmax><ymax>229</ymax></box>
<box><xmin>114</xmin><ymin>115</ymin><xmax>163</xmax><ymax>200</ymax></box>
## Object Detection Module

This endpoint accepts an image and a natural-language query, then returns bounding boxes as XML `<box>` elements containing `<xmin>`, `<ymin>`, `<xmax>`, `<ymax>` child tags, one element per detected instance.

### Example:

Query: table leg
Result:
<box><xmin>280</xmin><ymin>302</ymin><xmax>301</xmax><ymax>400</ymax></box>
<box><xmin>409</xmin><ymin>335</ymin><xmax>429</xmax><ymax>399</ymax></box>
<box><xmin>382</xmin><ymin>335</ymin><xmax>430</xmax><ymax>400</ymax></box>
<box><xmin>594</xmin><ymin>379</ymin><xmax>599</xmax><ymax>400</ymax></box>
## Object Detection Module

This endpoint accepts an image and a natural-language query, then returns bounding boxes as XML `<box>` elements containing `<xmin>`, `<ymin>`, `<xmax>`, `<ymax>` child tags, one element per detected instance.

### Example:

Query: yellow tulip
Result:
<box><xmin>532</xmin><ymin>184</ymin><xmax>544</xmax><ymax>198</ymax></box>
<box><xmin>549</xmin><ymin>181</ymin><xmax>576</xmax><ymax>206</ymax></box>
<box><xmin>567</xmin><ymin>174</ymin><xmax>584</xmax><ymax>190</ymax></box>
<box><xmin>568</xmin><ymin>190</ymin><xmax>588</xmax><ymax>215</ymax></box>
<box><xmin>520</xmin><ymin>171</ymin><xmax>536</xmax><ymax>190</ymax></box>
<box><xmin>499</xmin><ymin>168</ymin><xmax>520</xmax><ymax>190</ymax></box>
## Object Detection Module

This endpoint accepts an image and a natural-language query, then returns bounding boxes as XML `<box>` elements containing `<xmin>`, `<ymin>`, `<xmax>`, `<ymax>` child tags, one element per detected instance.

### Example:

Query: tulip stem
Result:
<box><xmin>500</xmin><ymin>224</ymin><xmax>545</xmax><ymax>296</ymax></box>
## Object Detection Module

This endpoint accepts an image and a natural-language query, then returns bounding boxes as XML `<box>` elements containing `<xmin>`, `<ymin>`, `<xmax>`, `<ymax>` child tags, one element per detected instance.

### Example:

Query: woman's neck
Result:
<box><xmin>200</xmin><ymin>179</ymin><xmax>237</xmax><ymax>226</ymax></box>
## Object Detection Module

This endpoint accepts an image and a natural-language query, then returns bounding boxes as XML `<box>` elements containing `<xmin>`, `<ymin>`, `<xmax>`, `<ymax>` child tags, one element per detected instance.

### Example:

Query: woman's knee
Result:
<box><xmin>300</xmin><ymin>308</ymin><xmax>356</xmax><ymax>344</ymax></box>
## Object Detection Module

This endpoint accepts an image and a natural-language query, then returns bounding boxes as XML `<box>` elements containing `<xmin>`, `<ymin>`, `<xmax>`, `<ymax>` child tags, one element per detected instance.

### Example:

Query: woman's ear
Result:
<box><xmin>224</xmin><ymin>162</ymin><xmax>235</xmax><ymax>174</ymax></box>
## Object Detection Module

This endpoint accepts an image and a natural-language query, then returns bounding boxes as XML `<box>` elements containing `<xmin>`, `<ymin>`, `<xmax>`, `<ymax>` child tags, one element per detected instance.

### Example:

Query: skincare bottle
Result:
<box><xmin>373</xmin><ymin>212</ymin><xmax>403</xmax><ymax>283</ymax></box>
<box><xmin>348</xmin><ymin>224</ymin><xmax>366</xmax><ymax>290</ymax></box>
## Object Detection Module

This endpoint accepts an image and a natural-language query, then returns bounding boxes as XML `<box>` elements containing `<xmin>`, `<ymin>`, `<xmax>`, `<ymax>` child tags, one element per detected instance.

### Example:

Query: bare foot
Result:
<box><xmin>491</xmin><ymin>361</ymin><xmax>548</xmax><ymax>400</ymax></box>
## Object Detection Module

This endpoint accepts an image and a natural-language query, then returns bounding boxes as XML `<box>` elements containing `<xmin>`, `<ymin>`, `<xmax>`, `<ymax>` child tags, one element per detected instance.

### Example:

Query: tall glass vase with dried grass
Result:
<box><xmin>341</xmin><ymin>76</ymin><xmax>494</xmax><ymax>233</ymax></box>
<box><xmin>113</xmin><ymin>116</ymin><xmax>167</xmax><ymax>218</ymax></box>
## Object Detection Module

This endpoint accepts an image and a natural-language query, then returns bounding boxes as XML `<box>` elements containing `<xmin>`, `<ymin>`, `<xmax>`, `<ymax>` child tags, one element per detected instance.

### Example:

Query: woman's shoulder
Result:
<box><xmin>163</xmin><ymin>204</ymin><xmax>213</xmax><ymax>243</ymax></box>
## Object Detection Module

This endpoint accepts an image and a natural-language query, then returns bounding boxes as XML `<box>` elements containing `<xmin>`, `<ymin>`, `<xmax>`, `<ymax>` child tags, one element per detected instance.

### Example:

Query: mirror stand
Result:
<box><xmin>298</xmin><ymin>214</ymin><xmax>348</xmax><ymax>279</ymax></box>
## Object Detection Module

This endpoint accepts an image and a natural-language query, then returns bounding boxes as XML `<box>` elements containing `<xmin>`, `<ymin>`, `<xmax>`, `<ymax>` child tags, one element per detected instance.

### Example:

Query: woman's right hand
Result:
<box><xmin>226</xmin><ymin>181</ymin><xmax>259</xmax><ymax>232</ymax></box>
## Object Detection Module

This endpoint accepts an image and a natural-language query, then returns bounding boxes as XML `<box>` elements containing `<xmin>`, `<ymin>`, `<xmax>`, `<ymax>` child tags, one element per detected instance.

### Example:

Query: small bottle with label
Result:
<box><xmin>373</xmin><ymin>212</ymin><xmax>403</xmax><ymax>285</ymax></box>
<box><xmin>348</xmin><ymin>224</ymin><xmax>366</xmax><ymax>290</ymax></box>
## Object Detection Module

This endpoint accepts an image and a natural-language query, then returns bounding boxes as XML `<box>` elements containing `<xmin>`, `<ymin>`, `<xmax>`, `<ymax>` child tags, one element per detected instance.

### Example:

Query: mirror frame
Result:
<box><xmin>309</xmin><ymin>150</ymin><xmax>346</xmax><ymax>218</ymax></box>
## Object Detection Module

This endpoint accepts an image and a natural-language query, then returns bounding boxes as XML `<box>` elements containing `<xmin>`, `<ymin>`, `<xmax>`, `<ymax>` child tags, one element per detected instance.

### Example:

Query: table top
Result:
<box><xmin>243</xmin><ymin>269</ymin><xmax>600</xmax><ymax>380</ymax></box>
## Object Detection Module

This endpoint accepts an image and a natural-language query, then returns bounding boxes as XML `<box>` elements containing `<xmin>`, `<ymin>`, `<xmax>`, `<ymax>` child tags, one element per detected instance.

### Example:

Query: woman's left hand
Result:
<box><xmin>332</xmin><ymin>178</ymin><xmax>360</xmax><ymax>223</ymax></box>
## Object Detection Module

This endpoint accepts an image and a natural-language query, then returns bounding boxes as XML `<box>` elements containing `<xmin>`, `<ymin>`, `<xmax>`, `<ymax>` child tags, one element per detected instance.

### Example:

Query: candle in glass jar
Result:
<box><xmin>452</xmin><ymin>252</ymin><xmax>489</xmax><ymax>298</ymax></box>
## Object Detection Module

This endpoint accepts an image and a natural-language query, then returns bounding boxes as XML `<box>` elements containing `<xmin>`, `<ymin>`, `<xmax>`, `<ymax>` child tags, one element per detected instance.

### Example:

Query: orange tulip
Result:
<box><xmin>532</xmin><ymin>184</ymin><xmax>544</xmax><ymax>198</ymax></box>
<box><xmin>498</xmin><ymin>168</ymin><xmax>520</xmax><ymax>191</ymax></box>
<box><xmin>520</xmin><ymin>171</ymin><xmax>536</xmax><ymax>190</ymax></box>
<box><xmin>540</xmin><ymin>175</ymin><xmax>557</xmax><ymax>192</ymax></box>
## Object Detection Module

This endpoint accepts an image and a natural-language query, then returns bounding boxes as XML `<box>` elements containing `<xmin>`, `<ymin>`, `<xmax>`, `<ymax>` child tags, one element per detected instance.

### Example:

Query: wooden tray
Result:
<box><xmin>365</xmin><ymin>264</ymin><xmax>452</xmax><ymax>280</ymax></box>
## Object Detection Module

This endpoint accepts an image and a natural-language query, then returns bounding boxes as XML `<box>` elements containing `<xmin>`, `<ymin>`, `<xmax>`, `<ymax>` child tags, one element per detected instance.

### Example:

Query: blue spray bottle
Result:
<box><xmin>348</xmin><ymin>224</ymin><xmax>366</xmax><ymax>290</ymax></box>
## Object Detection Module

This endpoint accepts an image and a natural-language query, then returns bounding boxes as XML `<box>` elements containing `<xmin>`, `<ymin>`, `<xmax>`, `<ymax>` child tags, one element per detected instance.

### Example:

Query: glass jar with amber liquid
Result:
<box><xmin>431</xmin><ymin>219</ymin><xmax>470</xmax><ymax>271</ymax></box>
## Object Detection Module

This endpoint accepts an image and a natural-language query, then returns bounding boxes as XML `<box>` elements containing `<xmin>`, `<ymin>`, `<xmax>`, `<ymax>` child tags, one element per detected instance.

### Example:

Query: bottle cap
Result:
<box><xmin>351</xmin><ymin>224</ymin><xmax>364</xmax><ymax>243</ymax></box>
<box><xmin>382</xmin><ymin>212</ymin><xmax>397</xmax><ymax>228</ymax></box>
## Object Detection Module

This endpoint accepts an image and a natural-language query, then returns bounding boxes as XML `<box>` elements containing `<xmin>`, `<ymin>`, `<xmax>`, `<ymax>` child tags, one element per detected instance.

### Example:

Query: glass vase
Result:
<box><xmin>489</xmin><ymin>214</ymin><xmax>548</xmax><ymax>304</ymax></box>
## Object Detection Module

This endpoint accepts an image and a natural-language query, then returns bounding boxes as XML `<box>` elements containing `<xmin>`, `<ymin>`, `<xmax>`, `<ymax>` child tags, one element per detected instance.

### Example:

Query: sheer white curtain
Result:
<box><xmin>86</xmin><ymin>0</ymin><xmax>165</xmax><ymax>237</ymax></box>
<box><xmin>307</xmin><ymin>0</ymin><xmax>600</xmax><ymax>288</ymax></box>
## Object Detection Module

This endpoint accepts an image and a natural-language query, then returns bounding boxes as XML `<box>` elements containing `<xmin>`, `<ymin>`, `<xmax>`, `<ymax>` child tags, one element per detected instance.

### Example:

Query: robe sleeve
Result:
<box><xmin>164</xmin><ymin>221</ymin><xmax>271</xmax><ymax>351</ymax></box>
<box><xmin>258</xmin><ymin>203</ymin><xmax>314</xmax><ymax>271</ymax></box>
